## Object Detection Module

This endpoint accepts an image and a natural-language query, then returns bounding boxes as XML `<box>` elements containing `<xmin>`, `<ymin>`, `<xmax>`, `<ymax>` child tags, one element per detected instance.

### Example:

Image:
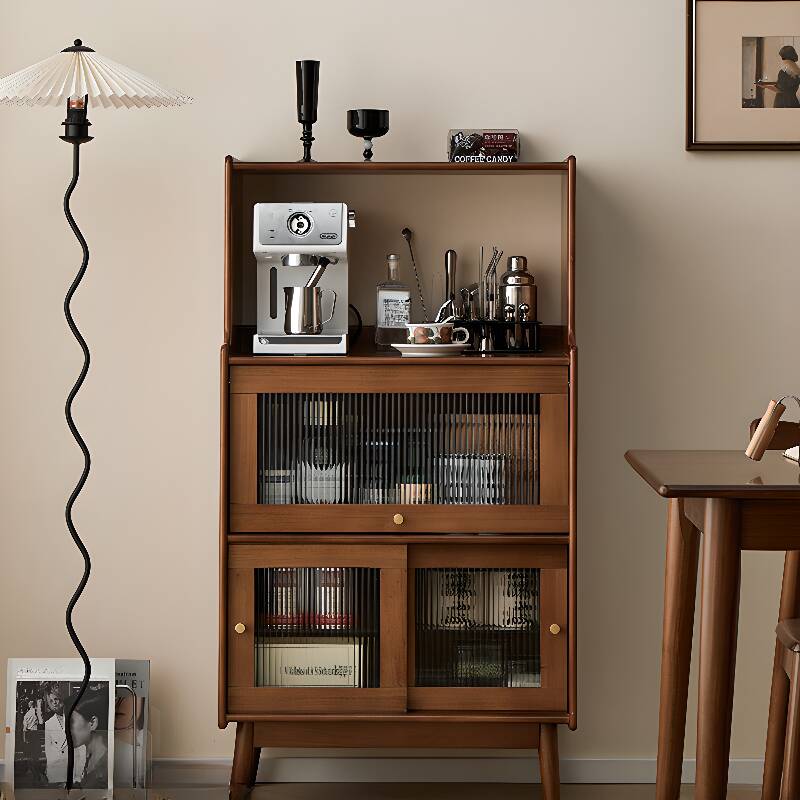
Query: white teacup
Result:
<box><xmin>405</xmin><ymin>323</ymin><xmax>469</xmax><ymax>345</ymax></box>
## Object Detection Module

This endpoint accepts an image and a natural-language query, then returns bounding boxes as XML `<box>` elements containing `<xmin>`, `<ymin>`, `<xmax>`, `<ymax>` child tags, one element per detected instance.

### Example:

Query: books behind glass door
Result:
<box><xmin>257</xmin><ymin>567</ymin><xmax>376</xmax><ymax>688</ymax></box>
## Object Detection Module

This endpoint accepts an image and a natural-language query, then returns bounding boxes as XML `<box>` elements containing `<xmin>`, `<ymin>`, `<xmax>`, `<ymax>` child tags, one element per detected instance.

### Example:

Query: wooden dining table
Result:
<box><xmin>625</xmin><ymin>449</ymin><xmax>800</xmax><ymax>800</ymax></box>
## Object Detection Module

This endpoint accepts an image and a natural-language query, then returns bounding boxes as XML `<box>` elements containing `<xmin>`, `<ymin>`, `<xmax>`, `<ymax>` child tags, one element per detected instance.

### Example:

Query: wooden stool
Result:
<box><xmin>773</xmin><ymin>620</ymin><xmax>800</xmax><ymax>800</ymax></box>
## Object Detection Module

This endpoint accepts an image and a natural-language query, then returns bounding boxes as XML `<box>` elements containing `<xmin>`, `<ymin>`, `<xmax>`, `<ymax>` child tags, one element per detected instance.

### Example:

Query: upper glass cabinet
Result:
<box><xmin>227</xmin><ymin>363</ymin><xmax>569</xmax><ymax>534</ymax></box>
<box><xmin>258</xmin><ymin>392</ymin><xmax>538</xmax><ymax>506</ymax></box>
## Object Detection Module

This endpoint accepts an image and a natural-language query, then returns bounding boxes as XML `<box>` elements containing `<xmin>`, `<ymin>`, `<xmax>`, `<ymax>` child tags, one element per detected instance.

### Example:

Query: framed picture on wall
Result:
<box><xmin>688</xmin><ymin>0</ymin><xmax>800</xmax><ymax>149</ymax></box>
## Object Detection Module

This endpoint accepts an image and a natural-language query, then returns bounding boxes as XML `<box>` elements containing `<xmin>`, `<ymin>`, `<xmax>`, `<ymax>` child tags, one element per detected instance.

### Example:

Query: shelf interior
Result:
<box><xmin>229</xmin><ymin>169</ymin><xmax>571</xmax><ymax>345</ymax></box>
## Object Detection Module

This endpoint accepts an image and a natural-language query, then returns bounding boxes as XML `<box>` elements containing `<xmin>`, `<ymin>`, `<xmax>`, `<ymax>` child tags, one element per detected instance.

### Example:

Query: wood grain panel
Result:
<box><xmin>233</xmin><ymin>161</ymin><xmax>569</xmax><ymax>174</ymax></box>
<box><xmin>227</xmin><ymin>567</ymin><xmax>254</xmax><ymax>688</ymax></box>
<box><xmin>219</xmin><ymin>344</ymin><xmax>230</xmax><ymax>728</ymax></box>
<box><xmin>566</xmin><ymin>155</ymin><xmax>576</xmax><ymax>345</ymax></box>
<box><xmin>407</xmin><ymin>687</ymin><xmax>567</xmax><ymax>712</ymax></box>
<box><xmin>695</xmin><ymin>498</ymin><xmax>741</xmax><ymax>800</ymax></box>
<box><xmin>230</xmin><ymin>504</ymin><xmax>569</xmax><ymax>534</ymax></box>
<box><xmin>229</xmin><ymin>534</ymin><xmax>569</xmax><ymax>546</ymax></box>
<box><xmin>540</xmin><ymin>568</ymin><xmax>568</xmax><ymax>708</ymax></box>
<box><xmin>539</xmin><ymin>723</ymin><xmax>561</xmax><ymax>800</ymax></box>
<box><xmin>228</xmin><ymin>544</ymin><xmax>406</xmax><ymax>570</ymax></box>
<box><xmin>232</xmin><ymin>711</ymin><xmax>569</xmax><ymax>723</ymax></box>
<box><xmin>740</xmin><ymin>500</ymin><xmax>800</xmax><ymax>550</ymax></box>
<box><xmin>253</xmin><ymin>720</ymin><xmax>540</xmax><ymax>749</ymax></box>
<box><xmin>540</xmin><ymin>394</ymin><xmax>569</xmax><ymax>505</ymax></box>
<box><xmin>229</xmin><ymin>394</ymin><xmax>257</xmax><ymax>505</ymax></box>
<box><xmin>230</xmin><ymin>365</ymin><xmax>568</xmax><ymax>395</ymax></box>
<box><xmin>380</xmin><ymin>565</ymin><xmax>407</xmax><ymax>690</ymax></box>
<box><xmin>228</xmin><ymin>687</ymin><xmax>405</xmax><ymax>714</ymax></box>
<box><xmin>568</xmin><ymin>345</ymin><xmax>577</xmax><ymax>729</ymax></box>
<box><xmin>223</xmin><ymin>157</ymin><xmax>233</xmax><ymax>345</ymax></box>
<box><xmin>685</xmin><ymin>498</ymin><xmax>800</xmax><ymax>550</ymax></box>
<box><xmin>655</xmin><ymin>499</ymin><xmax>700</xmax><ymax>800</ymax></box>
<box><xmin>407</xmin><ymin>563</ymin><xmax>417</xmax><ymax>689</ymax></box>
<box><xmin>408</xmin><ymin>544</ymin><xmax>567</xmax><ymax>570</ymax></box>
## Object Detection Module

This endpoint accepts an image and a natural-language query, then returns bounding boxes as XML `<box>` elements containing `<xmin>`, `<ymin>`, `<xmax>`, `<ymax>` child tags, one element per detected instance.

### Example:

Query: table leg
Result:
<box><xmin>763</xmin><ymin>551</ymin><xmax>800</xmax><ymax>800</ymax></box>
<box><xmin>656</xmin><ymin>499</ymin><xmax>701</xmax><ymax>800</ymax></box>
<box><xmin>696</xmin><ymin>498</ymin><xmax>741</xmax><ymax>800</ymax></box>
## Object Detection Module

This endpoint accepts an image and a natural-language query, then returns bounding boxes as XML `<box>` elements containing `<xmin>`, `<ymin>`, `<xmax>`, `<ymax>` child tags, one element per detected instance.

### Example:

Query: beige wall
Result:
<box><xmin>1</xmin><ymin>0</ymin><xmax>799</xmax><ymax>770</ymax></box>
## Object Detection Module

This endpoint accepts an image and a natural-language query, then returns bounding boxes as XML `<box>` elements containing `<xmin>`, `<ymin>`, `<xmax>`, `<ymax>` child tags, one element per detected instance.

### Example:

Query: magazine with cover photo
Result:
<box><xmin>5</xmin><ymin>658</ymin><xmax>116</xmax><ymax>793</ymax></box>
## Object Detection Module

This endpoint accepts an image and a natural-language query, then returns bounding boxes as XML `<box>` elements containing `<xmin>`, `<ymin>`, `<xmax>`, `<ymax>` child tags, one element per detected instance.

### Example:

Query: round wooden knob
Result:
<box><xmin>393</xmin><ymin>513</ymin><xmax>405</xmax><ymax>526</ymax></box>
<box><xmin>234</xmin><ymin>622</ymin><xmax>246</xmax><ymax>635</ymax></box>
<box><xmin>549</xmin><ymin>624</ymin><xmax>561</xmax><ymax>636</ymax></box>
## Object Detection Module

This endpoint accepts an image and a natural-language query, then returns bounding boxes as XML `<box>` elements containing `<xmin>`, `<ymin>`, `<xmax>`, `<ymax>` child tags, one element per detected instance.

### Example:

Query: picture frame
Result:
<box><xmin>687</xmin><ymin>0</ymin><xmax>800</xmax><ymax>149</ymax></box>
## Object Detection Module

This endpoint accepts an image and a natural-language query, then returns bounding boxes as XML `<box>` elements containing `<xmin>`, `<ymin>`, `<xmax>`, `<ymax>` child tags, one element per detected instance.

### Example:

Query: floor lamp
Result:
<box><xmin>0</xmin><ymin>39</ymin><xmax>191</xmax><ymax>791</ymax></box>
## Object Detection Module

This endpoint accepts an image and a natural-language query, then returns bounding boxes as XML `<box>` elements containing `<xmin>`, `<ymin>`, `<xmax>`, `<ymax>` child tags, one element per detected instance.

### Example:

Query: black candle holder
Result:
<box><xmin>296</xmin><ymin>60</ymin><xmax>320</xmax><ymax>163</ymax></box>
<box><xmin>347</xmin><ymin>109</ymin><xmax>389</xmax><ymax>161</ymax></box>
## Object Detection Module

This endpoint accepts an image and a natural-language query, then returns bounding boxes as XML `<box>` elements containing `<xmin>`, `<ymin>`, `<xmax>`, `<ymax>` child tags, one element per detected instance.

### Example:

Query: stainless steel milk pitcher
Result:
<box><xmin>284</xmin><ymin>285</ymin><xmax>337</xmax><ymax>335</ymax></box>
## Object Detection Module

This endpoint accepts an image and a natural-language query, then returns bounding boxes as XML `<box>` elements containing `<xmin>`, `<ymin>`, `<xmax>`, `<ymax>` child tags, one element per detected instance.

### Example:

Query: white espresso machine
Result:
<box><xmin>253</xmin><ymin>202</ymin><xmax>354</xmax><ymax>354</ymax></box>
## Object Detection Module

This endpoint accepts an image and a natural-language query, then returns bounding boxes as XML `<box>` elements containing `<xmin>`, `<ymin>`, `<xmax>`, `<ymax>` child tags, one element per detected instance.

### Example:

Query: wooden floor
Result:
<box><xmin>1</xmin><ymin>784</ymin><xmax>765</xmax><ymax>799</ymax></box>
<box><xmin>160</xmin><ymin>784</ymin><xmax>762</xmax><ymax>799</ymax></box>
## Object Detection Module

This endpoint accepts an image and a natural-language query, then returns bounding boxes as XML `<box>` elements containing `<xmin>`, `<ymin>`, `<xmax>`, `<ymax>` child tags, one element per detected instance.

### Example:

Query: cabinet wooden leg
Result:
<box><xmin>656</xmin><ymin>499</ymin><xmax>700</xmax><ymax>800</ymax></box>
<box><xmin>695</xmin><ymin>499</ymin><xmax>741</xmax><ymax>800</ymax></box>
<box><xmin>764</xmin><ymin>551</ymin><xmax>800</xmax><ymax>800</ymax></box>
<box><xmin>230</xmin><ymin>721</ymin><xmax>256</xmax><ymax>799</ymax></box>
<box><xmin>538</xmin><ymin>723</ymin><xmax>560</xmax><ymax>800</ymax></box>
<box><xmin>250</xmin><ymin>745</ymin><xmax>262</xmax><ymax>787</ymax></box>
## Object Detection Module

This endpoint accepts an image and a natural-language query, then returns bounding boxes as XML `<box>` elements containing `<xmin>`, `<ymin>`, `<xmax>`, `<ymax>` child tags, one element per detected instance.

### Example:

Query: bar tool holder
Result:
<box><xmin>458</xmin><ymin>319</ymin><xmax>541</xmax><ymax>353</ymax></box>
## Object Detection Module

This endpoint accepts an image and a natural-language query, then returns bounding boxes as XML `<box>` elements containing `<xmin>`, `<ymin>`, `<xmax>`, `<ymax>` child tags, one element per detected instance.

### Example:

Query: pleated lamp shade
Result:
<box><xmin>0</xmin><ymin>39</ymin><xmax>192</xmax><ymax>109</ymax></box>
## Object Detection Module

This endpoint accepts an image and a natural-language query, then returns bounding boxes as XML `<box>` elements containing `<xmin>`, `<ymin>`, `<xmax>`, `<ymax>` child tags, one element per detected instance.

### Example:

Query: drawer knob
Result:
<box><xmin>393</xmin><ymin>513</ymin><xmax>405</xmax><ymax>526</ymax></box>
<box><xmin>549</xmin><ymin>623</ymin><xmax>561</xmax><ymax>636</ymax></box>
<box><xmin>234</xmin><ymin>622</ymin><xmax>246</xmax><ymax>635</ymax></box>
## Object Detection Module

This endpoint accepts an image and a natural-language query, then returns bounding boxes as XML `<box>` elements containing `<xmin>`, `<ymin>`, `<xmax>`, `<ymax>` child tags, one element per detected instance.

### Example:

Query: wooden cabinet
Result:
<box><xmin>220</xmin><ymin>159</ymin><xmax>576</xmax><ymax>800</ymax></box>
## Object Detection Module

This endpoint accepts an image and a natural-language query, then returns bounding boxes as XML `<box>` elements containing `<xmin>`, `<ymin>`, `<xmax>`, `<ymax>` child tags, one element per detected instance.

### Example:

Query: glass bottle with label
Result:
<box><xmin>375</xmin><ymin>253</ymin><xmax>411</xmax><ymax>349</ymax></box>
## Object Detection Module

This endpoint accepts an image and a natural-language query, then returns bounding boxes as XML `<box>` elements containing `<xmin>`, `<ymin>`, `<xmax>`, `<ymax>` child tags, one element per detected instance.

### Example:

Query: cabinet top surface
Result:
<box><xmin>228</xmin><ymin>159</ymin><xmax>574</xmax><ymax>174</ymax></box>
<box><xmin>625</xmin><ymin>449</ymin><xmax>800</xmax><ymax>499</ymax></box>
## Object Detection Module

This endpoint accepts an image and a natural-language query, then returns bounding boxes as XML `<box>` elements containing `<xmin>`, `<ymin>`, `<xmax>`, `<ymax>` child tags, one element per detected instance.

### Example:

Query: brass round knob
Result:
<box><xmin>393</xmin><ymin>513</ymin><xmax>404</xmax><ymax>526</ymax></box>
<box><xmin>549</xmin><ymin>623</ymin><xmax>561</xmax><ymax>636</ymax></box>
<box><xmin>234</xmin><ymin>622</ymin><xmax>246</xmax><ymax>635</ymax></box>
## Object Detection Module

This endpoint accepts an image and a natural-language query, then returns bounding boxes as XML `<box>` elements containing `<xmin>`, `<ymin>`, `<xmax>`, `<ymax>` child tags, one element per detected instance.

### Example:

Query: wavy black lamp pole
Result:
<box><xmin>60</xmin><ymin>95</ymin><xmax>93</xmax><ymax>793</ymax></box>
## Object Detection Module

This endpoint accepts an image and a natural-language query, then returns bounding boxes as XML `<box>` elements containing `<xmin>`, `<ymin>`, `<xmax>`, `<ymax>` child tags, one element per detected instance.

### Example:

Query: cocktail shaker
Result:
<box><xmin>499</xmin><ymin>256</ymin><xmax>537</xmax><ymax>322</ymax></box>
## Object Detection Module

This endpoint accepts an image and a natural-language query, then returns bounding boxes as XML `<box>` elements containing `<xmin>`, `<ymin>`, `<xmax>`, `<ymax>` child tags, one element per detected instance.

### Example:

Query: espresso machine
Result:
<box><xmin>253</xmin><ymin>202</ymin><xmax>354</xmax><ymax>354</ymax></box>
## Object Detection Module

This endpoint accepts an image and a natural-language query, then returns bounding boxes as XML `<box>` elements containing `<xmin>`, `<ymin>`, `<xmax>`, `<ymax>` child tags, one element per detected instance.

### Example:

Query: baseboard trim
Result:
<box><xmin>0</xmin><ymin>756</ymin><xmax>766</xmax><ymax>787</ymax></box>
<box><xmin>146</xmin><ymin>756</ymin><xmax>767</xmax><ymax>786</ymax></box>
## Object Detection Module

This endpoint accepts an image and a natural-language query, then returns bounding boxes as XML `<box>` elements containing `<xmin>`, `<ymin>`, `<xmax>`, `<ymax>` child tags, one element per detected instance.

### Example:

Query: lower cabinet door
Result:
<box><xmin>227</xmin><ymin>544</ymin><xmax>407</xmax><ymax>714</ymax></box>
<box><xmin>407</xmin><ymin>544</ymin><xmax>568</xmax><ymax>711</ymax></box>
